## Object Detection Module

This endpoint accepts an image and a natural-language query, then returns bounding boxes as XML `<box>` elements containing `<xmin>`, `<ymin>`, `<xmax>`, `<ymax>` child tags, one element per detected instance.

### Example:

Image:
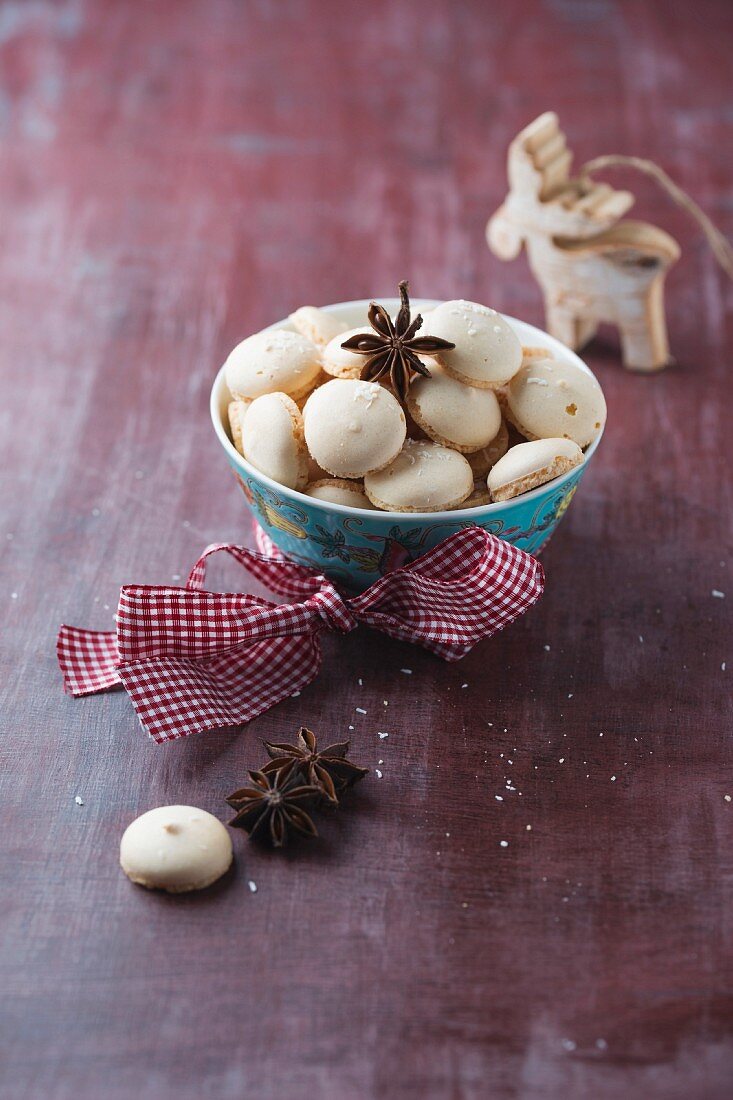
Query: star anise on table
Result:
<box><xmin>226</xmin><ymin>768</ymin><xmax>322</xmax><ymax>847</ymax></box>
<box><xmin>262</xmin><ymin>726</ymin><xmax>369</xmax><ymax>805</ymax></box>
<box><xmin>341</xmin><ymin>280</ymin><xmax>455</xmax><ymax>403</ymax></box>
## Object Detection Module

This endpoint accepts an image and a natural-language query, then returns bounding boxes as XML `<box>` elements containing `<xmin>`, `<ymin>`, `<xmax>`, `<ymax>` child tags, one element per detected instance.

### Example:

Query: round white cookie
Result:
<box><xmin>321</xmin><ymin>327</ymin><xmax>368</xmax><ymax>379</ymax></box>
<box><xmin>242</xmin><ymin>392</ymin><xmax>309</xmax><ymax>490</ymax></box>
<box><xmin>225</xmin><ymin>330</ymin><xmax>322</xmax><ymax>402</ymax></box>
<box><xmin>466</xmin><ymin>420</ymin><xmax>510</xmax><ymax>477</ymax></box>
<box><xmin>306</xmin><ymin>478</ymin><xmax>373</xmax><ymax>509</ymax></box>
<box><xmin>506</xmin><ymin>357</ymin><xmax>606</xmax><ymax>448</ymax></box>
<box><xmin>289</xmin><ymin>306</ymin><xmax>350</xmax><ymax>347</ymax></box>
<box><xmin>365</xmin><ymin>440</ymin><xmax>473</xmax><ymax>513</ymax></box>
<box><xmin>303</xmin><ymin>379</ymin><xmax>406</xmax><ymax>479</ymax></box>
<box><xmin>488</xmin><ymin>438</ymin><xmax>584</xmax><ymax>502</ymax></box>
<box><xmin>407</xmin><ymin>360</ymin><xmax>502</xmax><ymax>452</ymax></box>
<box><xmin>120</xmin><ymin>806</ymin><xmax>233</xmax><ymax>893</ymax></box>
<box><xmin>426</xmin><ymin>300</ymin><xmax>522</xmax><ymax>389</ymax></box>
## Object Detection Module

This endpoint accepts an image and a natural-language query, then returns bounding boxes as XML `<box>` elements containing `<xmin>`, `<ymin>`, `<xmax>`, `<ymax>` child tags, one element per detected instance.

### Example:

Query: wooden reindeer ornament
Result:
<box><xmin>487</xmin><ymin>112</ymin><xmax>733</xmax><ymax>373</ymax></box>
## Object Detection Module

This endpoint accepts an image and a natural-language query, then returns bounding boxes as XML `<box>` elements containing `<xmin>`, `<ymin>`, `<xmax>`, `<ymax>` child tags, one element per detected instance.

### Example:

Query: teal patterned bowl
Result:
<box><xmin>210</xmin><ymin>299</ymin><xmax>603</xmax><ymax>592</ymax></box>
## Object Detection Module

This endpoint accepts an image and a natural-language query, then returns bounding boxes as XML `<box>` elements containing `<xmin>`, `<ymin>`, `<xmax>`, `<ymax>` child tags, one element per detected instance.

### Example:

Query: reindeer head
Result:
<box><xmin>487</xmin><ymin>112</ymin><xmax>635</xmax><ymax>255</ymax></box>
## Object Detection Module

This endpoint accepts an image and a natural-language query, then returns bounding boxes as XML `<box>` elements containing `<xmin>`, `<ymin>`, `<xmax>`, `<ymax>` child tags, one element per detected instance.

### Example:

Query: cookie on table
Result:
<box><xmin>488</xmin><ymin>438</ymin><xmax>583</xmax><ymax>502</ymax></box>
<box><xmin>303</xmin><ymin>379</ymin><xmax>406</xmax><ymax>479</ymax></box>
<box><xmin>425</xmin><ymin>299</ymin><xmax>523</xmax><ymax>389</ymax></box>
<box><xmin>306</xmin><ymin>479</ymin><xmax>373</xmax><ymax>509</ymax></box>
<box><xmin>466</xmin><ymin>420</ymin><xmax>510</xmax><ymax>478</ymax></box>
<box><xmin>227</xmin><ymin>399</ymin><xmax>251</xmax><ymax>456</ymax></box>
<box><xmin>120</xmin><ymin>806</ymin><xmax>233</xmax><ymax>894</ymax></box>
<box><xmin>242</xmin><ymin>392</ymin><xmax>309</xmax><ymax>490</ymax></box>
<box><xmin>364</xmin><ymin>440</ymin><xmax>473</xmax><ymax>513</ymax></box>
<box><xmin>225</xmin><ymin>330</ymin><xmax>322</xmax><ymax>402</ymax></box>
<box><xmin>506</xmin><ymin>357</ymin><xmax>606</xmax><ymax>448</ymax></box>
<box><xmin>289</xmin><ymin>306</ymin><xmax>350</xmax><ymax>347</ymax></box>
<box><xmin>407</xmin><ymin>359</ymin><xmax>502</xmax><ymax>453</ymax></box>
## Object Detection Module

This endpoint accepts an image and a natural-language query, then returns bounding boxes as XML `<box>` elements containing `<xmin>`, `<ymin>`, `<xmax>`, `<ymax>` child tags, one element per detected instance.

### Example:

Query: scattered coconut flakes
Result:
<box><xmin>499</xmin><ymin>840</ymin><xmax>508</xmax><ymax>848</ymax></box>
<box><xmin>375</xmin><ymin>768</ymin><xmax>383</xmax><ymax>779</ymax></box>
<box><xmin>353</xmin><ymin>381</ymin><xmax>379</xmax><ymax>405</ymax></box>
<box><xmin>247</xmin><ymin>880</ymin><xmax>258</xmax><ymax>893</ymax></box>
<box><xmin>611</xmin><ymin>775</ymin><xmax>616</xmax><ymax>781</ymax></box>
<box><xmin>378</xmin><ymin>732</ymin><xmax>389</xmax><ymax>740</ymax></box>
<box><xmin>712</xmin><ymin>589</ymin><xmax>725</xmax><ymax>598</ymax></box>
<box><xmin>561</xmin><ymin>1039</ymin><xmax>576</xmax><ymax>1052</ymax></box>
<box><xmin>495</xmin><ymin>795</ymin><xmax>503</xmax><ymax>801</ymax></box>
<box><xmin>725</xmin><ymin>795</ymin><xmax>731</xmax><ymax>803</ymax></box>
<box><xmin>355</xmin><ymin>707</ymin><xmax>366</xmax><ymax>714</ymax></box>
<box><xmin>74</xmin><ymin>795</ymin><xmax>84</xmax><ymax>806</ymax></box>
<box><xmin>461</xmin><ymin>683</ymin><xmax>468</xmax><ymax>689</ymax></box>
<box><xmin>400</xmin><ymin>668</ymin><xmax>412</xmax><ymax>675</ymax></box>
<box><xmin>544</xmin><ymin>644</ymin><xmax>551</xmax><ymax>651</ymax></box>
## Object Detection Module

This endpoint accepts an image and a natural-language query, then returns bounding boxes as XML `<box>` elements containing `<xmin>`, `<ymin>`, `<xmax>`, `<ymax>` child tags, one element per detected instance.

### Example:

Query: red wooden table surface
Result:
<box><xmin>1</xmin><ymin>2</ymin><xmax>732</xmax><ymax>1097</ymax></box>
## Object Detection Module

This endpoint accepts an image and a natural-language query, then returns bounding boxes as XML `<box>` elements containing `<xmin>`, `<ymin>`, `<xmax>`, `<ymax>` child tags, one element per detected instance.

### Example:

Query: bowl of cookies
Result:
<box><xmin>210</xmin><ymin>285</ymin><xmax>606</xmax><ymax>591</ymax></box>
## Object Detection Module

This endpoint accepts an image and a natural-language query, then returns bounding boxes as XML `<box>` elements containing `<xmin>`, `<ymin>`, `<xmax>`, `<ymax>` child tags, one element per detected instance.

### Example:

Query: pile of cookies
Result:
<box><xmin>224</xmin><ymin>291</ymin><xmax>606</xmax><ymax>513</ymax></box>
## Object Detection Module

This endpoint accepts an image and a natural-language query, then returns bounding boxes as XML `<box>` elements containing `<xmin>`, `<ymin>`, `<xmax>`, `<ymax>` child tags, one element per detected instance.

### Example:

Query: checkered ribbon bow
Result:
<box><xmin>57</xmin><ymin>527</ymin><xmax>544</xmax><ymax>744</ymax></box>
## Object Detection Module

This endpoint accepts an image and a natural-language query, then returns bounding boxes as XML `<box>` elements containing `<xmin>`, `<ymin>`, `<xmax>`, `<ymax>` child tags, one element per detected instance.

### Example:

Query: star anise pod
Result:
<box><xmin>341</xmin><ymin>280</ymin><xmax>455</xmax><ymax>404</ymax></box>
<box><xmin>262</xmin><ymin>726</ymin><xmax>369</xmax><ymax>805</ymax></box>
<box><xmin>226</xmin><ymin>767</ymin><xmax>321</xmax><ymax>847</ymax></box>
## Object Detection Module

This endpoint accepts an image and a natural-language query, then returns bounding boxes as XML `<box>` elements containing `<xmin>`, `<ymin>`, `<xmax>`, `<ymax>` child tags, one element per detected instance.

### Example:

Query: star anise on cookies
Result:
<box><xmin>341</xmin><ymin>280</ymin><xmax>455</xmax><ymax>403</ymax></box>
<box><xmin>262</xmin><ymin>726</ymin><xmax>369</xmax><ymax>804</ymax></box>
<box><xmin>226</xmin><ymin>768</ymin><xmax>322</xmax><ymax>847</ymax></box>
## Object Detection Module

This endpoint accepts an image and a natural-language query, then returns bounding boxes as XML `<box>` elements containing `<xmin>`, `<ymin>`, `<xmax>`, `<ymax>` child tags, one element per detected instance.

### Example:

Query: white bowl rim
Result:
<box><xmin>210</xmin><ymin>298</ymin><xmax>604</xmax><ymax>522</ymax></box>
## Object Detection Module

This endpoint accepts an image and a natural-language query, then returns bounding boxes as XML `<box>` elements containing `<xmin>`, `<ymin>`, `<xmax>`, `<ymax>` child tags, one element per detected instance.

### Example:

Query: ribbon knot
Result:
<box><xmin>307</xmin><ymin>589</ymin><xmax>359</xmax><ymax>636</ymax></box>
<box><xmin>57</xmin><ymin>527</ymin><xmax>545</xmax><ymax>744</ymax></box>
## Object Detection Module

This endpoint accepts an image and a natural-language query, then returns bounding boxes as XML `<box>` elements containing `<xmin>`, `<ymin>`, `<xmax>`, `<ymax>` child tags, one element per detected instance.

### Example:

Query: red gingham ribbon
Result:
<box><xmin>57</xmin><ymin>527</ymin><xmax>544</xmax><ymax>744</ymax></box>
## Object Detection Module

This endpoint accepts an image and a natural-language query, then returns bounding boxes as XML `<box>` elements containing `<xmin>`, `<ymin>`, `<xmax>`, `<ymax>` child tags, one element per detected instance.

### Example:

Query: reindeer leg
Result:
<box><xmin>574</xmin><ymin>317</ymin><xmax>598</xmax><ymax>348</ymax></box>
<box><xmin>618</xmin><ymin>279</ymin><xmax>671</xmax><ymax>372</ymax></box>
<box><xmin>544</xmin><ymin>300</ymin><xmax>594</xmax><ymax>351</ymax></box>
